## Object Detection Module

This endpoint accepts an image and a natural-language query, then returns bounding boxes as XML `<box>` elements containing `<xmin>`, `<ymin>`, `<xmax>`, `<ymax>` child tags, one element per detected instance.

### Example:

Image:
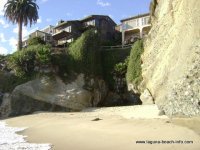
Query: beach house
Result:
<box><xmin>52</xmin><ymin>15</ymin><xmax>117</xmax><ymax>46</ymax></box>
<box><xmin>120</xmin><ymin>13</ymin><xmax>151</xmax><ymax>45</ymax></box>
<box><xmin>22</xmin><ymin>25</ymin><xmax>54</xmax><ymax>47</ymax></box>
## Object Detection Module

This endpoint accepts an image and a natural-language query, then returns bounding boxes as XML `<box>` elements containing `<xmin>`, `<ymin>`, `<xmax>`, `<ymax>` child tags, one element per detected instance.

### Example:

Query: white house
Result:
<box><xmin>120</xmin><ymin>13</ymin><xmax>151</xmax><ymax>45</ymax></box>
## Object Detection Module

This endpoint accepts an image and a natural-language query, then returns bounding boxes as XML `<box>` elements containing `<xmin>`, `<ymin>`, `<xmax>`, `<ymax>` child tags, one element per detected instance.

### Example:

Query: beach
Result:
<box><xmin>2</xmin><ymin>105</ymin><xmax>200</xmax><ymax>150</ymax></box>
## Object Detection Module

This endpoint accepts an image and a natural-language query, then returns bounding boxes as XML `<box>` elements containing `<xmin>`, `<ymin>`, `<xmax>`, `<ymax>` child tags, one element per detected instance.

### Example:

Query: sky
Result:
<box><xmin>0</xmin><ymin>0</ymin><xmax>151</xmax><ymax>55</ymax></box>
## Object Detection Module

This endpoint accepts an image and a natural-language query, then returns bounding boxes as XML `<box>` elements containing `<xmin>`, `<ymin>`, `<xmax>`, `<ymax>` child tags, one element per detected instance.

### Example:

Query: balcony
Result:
<box><xmin>121</xmin><ymin>16</ymin><xmax>150</xmax><ymax>31</ymax></box>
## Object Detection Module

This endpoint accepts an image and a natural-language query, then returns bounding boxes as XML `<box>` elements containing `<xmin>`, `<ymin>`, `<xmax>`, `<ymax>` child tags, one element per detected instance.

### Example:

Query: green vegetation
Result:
<box><xmin>126</xmin><ymin>40</ymin><xmax>144</xmax><ymax>86</ymax></box>
<box><xmin>113</xmin><ymin>57</ymin><xmax>129</xmax><ymax>76</ymax></box>
<box><xmin>101</xmin><ymin>47</ymin><xmax>131</xmax><ymax>89</ymax></box>
<box><xmin>1</xmin><ymin>29</ymin><xmax>134</xmax><ymax>92</ymax></box>
<box><xmin>4</xmin><ymin>0</ymin><xmax>39</xmax><ymax>50</ymax></box>
<box><xmin>28</xmin><ymin>37</ymin><xmax>46</xmax><ymax>46</ymax></box>
<box><xmin>8</xmin><ymin>44</ymin><xmax>51</xmax><ymax>77</ymax></box>
<box><xmin>67</xmin><ymin>29</ymin><xmax>102</xmax><ymax>76</ymax></box>
<box><xmin>0</xmin><ymin>71</ymin><xmax>30</xmax><ymax>92</ymax></box>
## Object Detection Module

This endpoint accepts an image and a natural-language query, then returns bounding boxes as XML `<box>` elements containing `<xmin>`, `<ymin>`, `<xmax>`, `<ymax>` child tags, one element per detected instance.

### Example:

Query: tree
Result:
<box><xmin>4</xmin><ymin>0</ymin><xmax>39</xmax><ymax>50</ymax></box>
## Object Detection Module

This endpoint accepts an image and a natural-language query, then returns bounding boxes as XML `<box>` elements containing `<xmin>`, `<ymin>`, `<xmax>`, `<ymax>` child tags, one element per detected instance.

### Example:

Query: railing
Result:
<box><xmin>121</xmin><ymin>16</ymin><xmax>150</xmax><ymax>31</ymax></box>
<box><xmin>101</xmin><ymin>44</ymin><xmax>132</xmax><ymax>50</ymax></box>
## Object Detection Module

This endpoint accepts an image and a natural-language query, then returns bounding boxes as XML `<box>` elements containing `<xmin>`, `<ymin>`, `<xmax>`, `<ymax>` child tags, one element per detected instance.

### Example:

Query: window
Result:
<box><xmin>46</xmin><ymin>35</ymin><xmax>51</xmax><ymax>41</ymax></box>
<box><xmin>85</xmin><ymin>20</ymin><xmax>95</xmax><ymax>26</ymax></box>
<box><xmin>65</xmin><ymin>26</ymin><xmax>71</xmax><ymax>32</ymax></box>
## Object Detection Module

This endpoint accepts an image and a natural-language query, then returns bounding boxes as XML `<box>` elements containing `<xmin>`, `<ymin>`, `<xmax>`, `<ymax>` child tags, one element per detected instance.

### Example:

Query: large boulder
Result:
<box><xmin>142</xmin><ymin>0</ymin><xmax>200</xmax><ymax>116</ymax></box>
<box><xmin>0</xmin><ymin>93</ymin><xmax>11</xmax><ymax>118</ymax></box>
<box><xmin>6</xmin><ymin>74</ymin><xmax>108</xmax><ymax>116</ymax></box>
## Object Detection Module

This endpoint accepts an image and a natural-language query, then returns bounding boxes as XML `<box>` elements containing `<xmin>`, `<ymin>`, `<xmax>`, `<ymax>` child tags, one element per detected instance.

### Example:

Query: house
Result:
<box><xmin>52</xmin><ymin>20</ymin><xmax>82</xmax><ymax>46</ymax></box>
<box><xmin>52</xmin><ymin>15</ymin><xmax>117</xmax><ymax>46</ymax></box>
<box><xmin>80</xmin><ymin>15</ymin><xmax>117</xmax><ymax>42</ymax></box>
<box><xmin>22</xmin><ymin>25</ymin><xmax>54</xmax><ymax>47</ymax></box>
<box><xmin>120</xmin><ymin>13</ymin><xmax>151</xmax><ymax>45</ymax></box>
<box><xmin>22</xmin><ymin>15</ymin><xmax>117</xmax><ymax>47</ymax></box>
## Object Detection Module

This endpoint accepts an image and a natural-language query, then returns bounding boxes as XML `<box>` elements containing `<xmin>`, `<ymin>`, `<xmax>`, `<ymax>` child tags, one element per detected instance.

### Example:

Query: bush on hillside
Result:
<box><xmin>113</xmin><ymin>57</ymin><xmax>129</xmax><ymax>77</ymax></box>
<box><xmin>0</xmin><ymin>71</ymin><xmax>29</xmax><ymax>92</ymax></box>
<box><xmin>8</xmin><ymin>44</ymin><xmax>51</xmax><ymax>77</ymax></box>
<box><xmin>101</xmin><ymin>47</ymin><xmax>131</xmax><ymax>89</ymax></box>
<box><xmin>67</xmin><ymin>29</ymin><xmax>102</xmax><ymax>76</ymax></box>
<box><xmin>28</xmin><ymin>37</ymin><xmax>46</xmax><ymax>46</ymax></box>
<box><xmin>126</xmin><ymin>40</ymin><xmax>144</xmax><ymax>86</ymax></box>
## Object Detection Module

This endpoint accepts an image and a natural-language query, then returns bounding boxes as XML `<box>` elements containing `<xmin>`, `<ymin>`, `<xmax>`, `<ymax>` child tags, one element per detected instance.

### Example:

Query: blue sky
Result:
<box><xmin>0</xmin><ymin>0</ymin><xmax>151</xmax><ymax>54</ymax></box>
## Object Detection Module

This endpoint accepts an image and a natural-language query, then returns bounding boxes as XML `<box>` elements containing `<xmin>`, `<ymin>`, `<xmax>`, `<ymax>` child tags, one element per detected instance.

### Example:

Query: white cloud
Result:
<box><xmin>0</xmin><ymin>18</ymin><xmax>10</xmax><ymax>28</ymax></box>
<box><xmin>0</xmin><ymin>0</ymin><xmax>7</xmax><ymax>16</ymax></box>
<box><xmin>0</xmin><ymin>46</ymin><xmax>8</xmax><ymax>55</ymax></box>
<box><xmin>13</xmin><ymin>26</ymin><xmax>38</xmax><ymax>39</ymax></box>
<box><xmin>97</xmin><ymin>0</ymin><xmax>111</xmax><ymax>7</ymax></box>
<box><xmin>0</xmin><ymin>33</ymin><xmax>6</xmax><ymax>43</ymax></box>
<box><xmin>37</xmin><ymin>16</ymin><xmax>42</xmax><ymax>23</ymax></box>
<box><xmin>9</xmin><ymin>37</ymin><xmax>17</xmax><ymax>53</ymax></box>
<box><xmin>41</xmin><ymin>0</ymin><xmax>49</xmax><ymax>3</ymax></box>
<box><xmin>46</xmin><ymin>18</ymin><xmax>52</xmax><ymax>22</ymax></box>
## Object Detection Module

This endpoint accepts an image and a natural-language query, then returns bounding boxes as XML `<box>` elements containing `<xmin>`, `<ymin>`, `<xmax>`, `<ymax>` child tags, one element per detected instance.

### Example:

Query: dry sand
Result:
<box><xmin>4</xmin><ymin>105</ymin><xmax>200</xmax><ymax>150</ymax></box>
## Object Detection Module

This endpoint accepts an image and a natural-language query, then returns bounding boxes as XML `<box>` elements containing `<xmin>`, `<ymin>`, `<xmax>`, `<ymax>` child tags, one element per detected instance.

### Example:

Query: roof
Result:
<box><xmin>81</xmin><ymin>15</ymin><xmax>116</xmax><ymax>25</ymax></box>
<box><xmin>54</xmin><ymin>20</ymin><xmax>80</xmax><ymax>29</ymax></box>
<box><xmin>120</xmin><ymin>13</ymin><xmax>150</xmax><ymax>22</ymax></box>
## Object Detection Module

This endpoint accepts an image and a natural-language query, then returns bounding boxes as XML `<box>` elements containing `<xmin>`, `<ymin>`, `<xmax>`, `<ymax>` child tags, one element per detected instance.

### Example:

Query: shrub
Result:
<box><xmin>0</xmin><ymin>71</ymin><xmax>30</xmax><ymax>92</ymax></box>
<box><xmin>8</xmin><ymin>44</ymin><xmax>51</xmax><ymax>77</ymax></box>
<box><xmin>113</xmin><ymin>57</ymin><xmax>129</xmax><ymax>77</ymax></box>
<box><xmin>28</xmin><ymin>37</ymin><xmax>46</xmax><ymax>46</ymax></box>
<box><xmin>101</xmin><ymin>47</ymin><xmax>131</xmax><ymax>89</ymax></box>
<box><xmin>126</xmin><ymin>40</ymin><xmax>144</xmax><ymax>86</ymax></box>
<box><xmin>67</xmin><ymin>29</ymin><xmax>102</xmax><ymax>76</ymax></box>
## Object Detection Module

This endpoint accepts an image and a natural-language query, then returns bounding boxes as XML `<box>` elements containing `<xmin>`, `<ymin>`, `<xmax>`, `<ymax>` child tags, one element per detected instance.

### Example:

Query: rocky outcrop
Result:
<box><xmin>0</xmin><ymin>93</ymin><xmax>11</xmax><ymax>118</ymax></box>
<box><xmin>140</xmin><ymin>89</ymin><xmax>154</xmax><ymax>105</ymax></box>
<box><xmin>142</xmin><ymin>0</ymin><xmax>200</xmax><ymax>116</ymax></box>
<box><xmin>100</xmin><ymin>91</ymin><xmax>142</xmax><ymax>107</ymax></box>
<box><xmin>1</xmin><ymin>74</ymin><xmax>108</xmax><ymax>116</ymax></box>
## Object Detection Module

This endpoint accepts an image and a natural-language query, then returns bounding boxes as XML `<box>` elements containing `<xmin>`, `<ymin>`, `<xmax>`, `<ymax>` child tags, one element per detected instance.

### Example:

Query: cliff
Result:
<box><xmin>142</xmin><ymin>0</ymin><xmax>200</xmax><ymax>116</ymax></box>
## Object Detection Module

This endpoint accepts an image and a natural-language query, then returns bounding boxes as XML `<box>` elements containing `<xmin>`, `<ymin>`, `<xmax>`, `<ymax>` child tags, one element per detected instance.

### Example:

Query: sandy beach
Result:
<box><xmin>3</xmin><ymin>105</ymin><xmax>200</xmax><ymax>150</ymax></box>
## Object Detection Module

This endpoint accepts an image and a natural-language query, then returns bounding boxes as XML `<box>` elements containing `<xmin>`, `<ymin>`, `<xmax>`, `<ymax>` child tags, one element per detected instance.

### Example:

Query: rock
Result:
<box><xmin>141</xmin><ymin>0</ymin><xmax>200</xmax><ymax>116</ymax></box>
<box><xmin>101</xmin><ymin>92</ymin><xmax>121</xmax><ymax>106</ymax></box>
<box><xmin>158</xmin><ymin>110</ymin><xmax>165</xmax><ymax>116</ymax></box>
<box><xmin>91</xmin><ymin>79</ymin><xmax>108</xmax><ymax>106</ymax></box>
<box><xmin>91</xmin><ymin>118</ymin><xmax>102</xmax><ymax>121</ymax></box>
<box><xmin>0</xmin><ymin>93</ymin><xmax>11</xmax><ymax>118</ymax></box>
<box><xmin>8</xmin><ymin>74</ymin><xmax>108</xmax><ymax>116</ymax></box>
<box><xmin>140</xmin><ymin>89</ymin><xmax>154</xmax><ymax>105</ymax></box>
<box><xmin>100</xmin><ymin>91</ymin><xmax>142</xmax><ymax>107</ymax></box>
<box><xmin>0</xmin><ymin>92</ymin><xmax>3</xmax><ymax>106</ymax></box>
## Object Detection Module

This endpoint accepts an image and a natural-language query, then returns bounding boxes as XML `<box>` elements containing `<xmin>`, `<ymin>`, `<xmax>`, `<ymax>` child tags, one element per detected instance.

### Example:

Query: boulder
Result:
<box><xmin>7</xmin><ymin>74</ymin><xmax>108</xmax><ymax>116</ymax></box>
<box><xmin>140</xmin><ymin>89</ymin><xmax>154</xmax><ymax>105</ymax></box>
<box><xmin>0</xmin><ymin>93</ymin><xmax>11</xmax><ymax>118</ymax></box>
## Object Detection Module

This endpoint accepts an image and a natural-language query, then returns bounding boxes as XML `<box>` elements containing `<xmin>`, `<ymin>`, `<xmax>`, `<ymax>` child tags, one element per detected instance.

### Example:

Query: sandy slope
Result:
<box><xmin>4</xmin><ymin>105</ymin><xmax>200</xmax><ymax>150</ymax></box>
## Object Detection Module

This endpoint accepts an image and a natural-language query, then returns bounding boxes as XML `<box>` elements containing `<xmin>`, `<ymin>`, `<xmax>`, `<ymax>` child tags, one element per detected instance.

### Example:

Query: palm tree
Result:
<box><xmin>4</xmin><ymin>0</ymin><xmax>39</xmax><ymax>50</ymax></box>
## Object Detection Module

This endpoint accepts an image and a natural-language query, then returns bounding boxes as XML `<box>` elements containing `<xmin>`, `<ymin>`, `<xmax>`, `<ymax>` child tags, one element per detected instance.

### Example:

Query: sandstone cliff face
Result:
<box><xmin>142</xmin><ymin>0</ymin><xmax>200</xmax><ymax>116</ymax></box>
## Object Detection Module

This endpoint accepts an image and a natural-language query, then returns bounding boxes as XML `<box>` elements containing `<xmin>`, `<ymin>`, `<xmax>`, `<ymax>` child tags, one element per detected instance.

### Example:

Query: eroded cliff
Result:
<box><xmin>142</xmin><ymin>0</ymin><xmax>200</xmax><ymax>116</ymax></box>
